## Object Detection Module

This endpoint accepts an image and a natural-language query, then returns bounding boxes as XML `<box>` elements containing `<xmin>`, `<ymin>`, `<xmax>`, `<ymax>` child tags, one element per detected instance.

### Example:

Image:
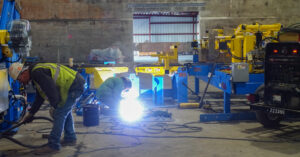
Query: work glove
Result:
<box><xmin>21</xmin><ymin>112</ymin><xmax>34</xmax><ymax>124</ymax></box>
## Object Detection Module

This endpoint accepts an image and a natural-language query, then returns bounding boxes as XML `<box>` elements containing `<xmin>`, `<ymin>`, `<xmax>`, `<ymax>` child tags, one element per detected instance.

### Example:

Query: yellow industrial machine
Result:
<box><xmin>135</xmin><ymin>44</ymin><xmax>188</xmax><ymax>106</ymax></box>
<box><xmin>135</xmin><ymin>44</ymin><xmax>181</xmax><ymax>76</ymax></box>
<box><xmin>214</xmin><ymin>23</ymin><xmax>282</xmax><ymax>73</ymax></box>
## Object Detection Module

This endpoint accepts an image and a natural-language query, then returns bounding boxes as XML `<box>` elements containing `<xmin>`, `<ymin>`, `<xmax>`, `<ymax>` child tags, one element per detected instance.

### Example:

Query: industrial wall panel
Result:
<box><xmin>134</xmin><ymin>35</ymin><xmax>150</xmax><ymax>43</ymax></box>
<box><xmin>151</xmin><ymin>35</ymin><xmax>194</xmax><ymax>42</ymax></box>
<box><xmin>133</xmin><ymin>19</ymin><xmax>149</xmax><ymax>34</ymax></box>
<box><xmin>151</xmin><ymin>24</ymin><xmax>194</xmax><ymax>33</ymax></box>
<box><xmin>151</xmin><ymin>16</ymin><xmax>194</xmax><ymax>22</ymax></box>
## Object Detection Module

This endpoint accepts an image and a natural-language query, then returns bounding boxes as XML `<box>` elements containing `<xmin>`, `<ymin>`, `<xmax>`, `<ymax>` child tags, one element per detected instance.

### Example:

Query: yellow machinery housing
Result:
<box><xmin>214</xmin><ymin>23</ymin><xmax>282</xmax><ymax>73</ymax></box>
<box><xmin>135</xmin><ymin>44</ymin><xmax>181</xmax><ymax>76</ymax></box>
<box><xmin>85</xmin><ymin>67</ymin><xmax>128</xmax><ymax>89</ymax></box>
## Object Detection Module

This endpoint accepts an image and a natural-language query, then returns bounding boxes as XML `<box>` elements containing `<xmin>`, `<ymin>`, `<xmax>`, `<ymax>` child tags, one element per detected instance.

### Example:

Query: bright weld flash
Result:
<box><xmin>119</xmin><ymin>89</ymin><xmax>144</xmax><ymax>122</ymax></box>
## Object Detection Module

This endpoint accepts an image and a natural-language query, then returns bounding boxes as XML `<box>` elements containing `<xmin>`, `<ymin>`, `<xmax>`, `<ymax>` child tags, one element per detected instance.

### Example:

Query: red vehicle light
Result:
<box><xmin>247</xmin><ymin>94</ymin><xmax>259</xmax><ymax>103</ymax></box>
<box><xmin>273</xmin><ymin>49</ymin><xmax>278</xmax><ymax>53</ymax></box>
<box><xmin>292</xmin><ymin>49</ymin><xmax>298</xmax><ymax>54</ymax></box>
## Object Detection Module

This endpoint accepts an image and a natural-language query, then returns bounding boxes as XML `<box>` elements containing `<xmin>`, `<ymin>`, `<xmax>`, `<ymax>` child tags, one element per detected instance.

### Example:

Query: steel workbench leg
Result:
<box><xmin>176</xmin><ymin>68</ymin><xmax>188</xmax><ymax>104</ymax></box>
<box><xmin>172</xmin><ymin>76</ymin><xmax>177</xmax><ymax>99</ymax></box>
<box><xmin>195</xmin><ymin>77</ymin><xmax>199</xmax><ymax>95</ymax></box>
<box><xmin>152</xmin><ymin>76</ymin><xmax>164</xmax><ymax>105</ymax></box>
<box><xmin>224</xmin><ymin>92</ymin><xmax>231</xmax><ymax>113</ymax></box>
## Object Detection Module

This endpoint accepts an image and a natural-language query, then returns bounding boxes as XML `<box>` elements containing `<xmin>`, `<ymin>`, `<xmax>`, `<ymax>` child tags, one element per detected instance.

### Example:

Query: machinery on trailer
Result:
<box><xmin>249</xmin><ymin>25</ymin><xmax>300</xmax><ymax>127</ymax></box>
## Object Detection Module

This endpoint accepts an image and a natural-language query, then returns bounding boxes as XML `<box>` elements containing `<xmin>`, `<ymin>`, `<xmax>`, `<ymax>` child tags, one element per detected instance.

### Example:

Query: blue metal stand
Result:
<box><xmin>138</xmin><ymin>68</ymin><xmax>188</xmax><ymax>105</ymax></box>
<box><xmin>188</xmin><ymin>63</ymin><xmax>263</xmax><ymax>122</ymax></box>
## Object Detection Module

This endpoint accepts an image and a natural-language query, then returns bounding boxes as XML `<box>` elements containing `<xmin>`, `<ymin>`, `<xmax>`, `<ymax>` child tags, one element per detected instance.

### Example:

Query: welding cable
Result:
<box><xmin>70</xmin><ymin>130</ymin><xmax>289</xmax><ymax>156</ymax></box>
<box><xmin>182</xmin><ymin>82</ymin><xmax>201</xmax><ymax>101</ymax></box>
<box><xmin>75</xmin><ymin>130</ymin><xmax>298</xmax><ymax>144</ymax></box>
<box><xmin>0</xmin><ymin>116</ymin><xmax>53</xmax><ymax>148</ymax></box>
<box><xmin>199</xmin><ymin>62</ymin><xmax>217</xmax><ymax>109</ymax></box>
<box><xmin>67</xmin><ymin>134</ymin><xmax>142</xmax><ymax>157</ymax></box>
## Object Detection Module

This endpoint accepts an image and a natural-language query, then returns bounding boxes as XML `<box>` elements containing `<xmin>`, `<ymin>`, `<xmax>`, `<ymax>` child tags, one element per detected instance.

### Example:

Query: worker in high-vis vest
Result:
<box><xmin>8</xmin><ymin>62</ymin><xmax>85</xmax><ymax>155</ymax></box>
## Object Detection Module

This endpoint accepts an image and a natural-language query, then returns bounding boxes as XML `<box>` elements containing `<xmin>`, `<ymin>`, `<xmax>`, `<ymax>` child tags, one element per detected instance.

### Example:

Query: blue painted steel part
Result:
<box><xmin>0</xmin><ymin>0</ymin><xmax>20</xmax><ymax>29</ymax></box>
<box><xmin>193</xmin><ymin>54</ymin><xmax>199</xmax><ymax>63</ymax></box>
<box><xmin>200</xmin><ymin>112</ymin><xmax>256</xmax><ymax>122</ymax></box>
<box><xmin>175</xmin><ymin>67</ymin><xmax>188</xmax><ymax>103</ymax></box>
<box><xmin>194</xmin><ymin>77</ymin><xmax>199</xmax><ymax>95</ymax></box>
<box><xmin>137</xmin><ymin>68</ymin><xmax>188</xmax><ymax>105</ymax></box>
<box><xmin>187</xmin><ymin>63</ymin><xmax>264</xmax><ymax>122</ymax></box>
<box><xmin>152</xmin><ymin>76</ymin><xmax>164</xmax><ymax>105</ymax></box>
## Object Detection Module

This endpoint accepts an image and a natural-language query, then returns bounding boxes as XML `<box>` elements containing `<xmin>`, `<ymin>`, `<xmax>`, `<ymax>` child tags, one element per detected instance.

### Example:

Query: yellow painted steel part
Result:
<box><xmin>0</xmin><ymin>30</ymin><xmax>9</xmax><ymax>44</ymax></box>
<box><xmin>0</xmin><ymin>69</ymin><xmax>9</xmax><ymax>91</ymax></box>
<box><xmin>179</xmin><ymin>103</ymin><xmax>200</xmax><ymax>109</ymax></box>
<box><xmin>135</xmin><ymin>66</ymin><xmax>180</xmax><ymax>76</ymax></box>
<box><xmin>85</xmin><ymin>67</ymin><xmax>128</xmax><ymax>89</ymax></box>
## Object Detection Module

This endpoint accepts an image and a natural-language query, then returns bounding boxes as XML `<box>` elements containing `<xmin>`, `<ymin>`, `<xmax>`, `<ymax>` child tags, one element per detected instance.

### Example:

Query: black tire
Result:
<box><xmin>254</xmin><ymin>85</ymin><xmax>282</xmax><ymax>128</ymax></box>
<box><xmin>255</xmin><ymin>110</ymin><xmax>281</xmax><ymax>128</ymax></box>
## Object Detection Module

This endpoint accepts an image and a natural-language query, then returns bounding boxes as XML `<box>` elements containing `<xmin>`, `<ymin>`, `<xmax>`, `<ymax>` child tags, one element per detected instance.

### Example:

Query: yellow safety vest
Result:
<box><xmin>32</xmin><ymin>63</ymin><xmax>77</xmax><ymax>107</ymax></box>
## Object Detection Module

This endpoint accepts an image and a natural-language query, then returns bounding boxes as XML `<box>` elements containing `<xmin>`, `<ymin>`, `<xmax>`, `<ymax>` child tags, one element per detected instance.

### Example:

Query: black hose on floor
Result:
<box><xmin>0</xmin><ymin>116</ymin><xmax>53</xmax><ymax>148</ymax></box>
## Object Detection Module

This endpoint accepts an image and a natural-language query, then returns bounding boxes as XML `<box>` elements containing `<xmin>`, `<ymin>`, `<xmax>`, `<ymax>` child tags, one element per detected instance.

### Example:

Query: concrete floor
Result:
<box><xmin>1</xmin><ymin>78</ymin><xmax>300</xmax><ymax>157</ymax></box>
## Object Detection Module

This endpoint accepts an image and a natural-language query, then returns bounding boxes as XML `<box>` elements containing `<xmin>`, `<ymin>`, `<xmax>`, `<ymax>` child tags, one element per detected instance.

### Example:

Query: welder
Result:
<box><xmin>95</xmin><ymin>77</ymin><xmax>132</xmax><ymax>113</ymax></box>
<box><xmin>8</xmin><ymin>62</ymin><xmax>85</xmax><ymax>155</ymax></box>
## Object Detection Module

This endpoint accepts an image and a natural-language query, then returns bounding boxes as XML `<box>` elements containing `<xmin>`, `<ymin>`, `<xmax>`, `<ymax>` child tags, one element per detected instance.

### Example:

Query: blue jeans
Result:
<box><xmin>48</xmin><ymin>91</ymin><xmax>80</xmax><ymax>150</ymax></box>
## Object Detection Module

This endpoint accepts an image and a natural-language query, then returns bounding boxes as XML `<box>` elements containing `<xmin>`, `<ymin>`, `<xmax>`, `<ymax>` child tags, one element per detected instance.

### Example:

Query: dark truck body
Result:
<box><xmin>250</xmin><ymin>42</ymin><xmax>300</xmax><ymax>127</ymax></box>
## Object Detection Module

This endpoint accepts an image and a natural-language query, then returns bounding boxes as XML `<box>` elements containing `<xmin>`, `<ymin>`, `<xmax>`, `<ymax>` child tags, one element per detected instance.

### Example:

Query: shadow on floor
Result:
<box><xmin>244</xmin><ymin>124</ymin><xmax>300</xmax><ymax>155</ymax></box>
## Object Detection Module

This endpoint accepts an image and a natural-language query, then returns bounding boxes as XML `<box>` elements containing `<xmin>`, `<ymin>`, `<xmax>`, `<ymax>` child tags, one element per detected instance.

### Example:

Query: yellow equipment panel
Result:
<box><xmin>85</xmin><ymin>67</ymin><xmax>128</xmax><ymax>89</ymax></box>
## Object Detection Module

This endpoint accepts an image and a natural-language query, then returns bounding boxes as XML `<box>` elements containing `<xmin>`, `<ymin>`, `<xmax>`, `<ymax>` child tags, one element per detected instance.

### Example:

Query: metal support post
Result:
<box><xmin>224</xmin><ymin>92</ymin><xmax>231</xmax><ymax>113</ymax></box>
<box><xmin>195</xmin><ymin>77</ymin><xmax>199</xmax><ymax>95</ymax></box>
<box><xmin>175</xmin><ymin>68</ymin><xmax>188</xmax><ymax>103</ymax></box>
<box><xmin>172</xmin><ymin>76</ymin><xmax>177</xmax><ymax>99</ymax></box>
<box><xmin>152</xmin><ymin>76</ymin><xmax>164</xmax><ymax>105</ymax></box>
<box><xmin>193</xmin><ymin>54</ymin><xmax>199</xmax><ymax>63</ymax></box>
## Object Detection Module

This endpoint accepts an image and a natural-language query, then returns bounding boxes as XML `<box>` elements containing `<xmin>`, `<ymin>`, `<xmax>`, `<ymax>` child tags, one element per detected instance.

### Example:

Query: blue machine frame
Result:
<box><xmin>0</xmin><ymin>0</ymin><xmax>24</xmax><ymax>132</ymax></box>
<box><xmin>139</xmin><ymin>67</ymin><xmax>188</xmax><ymax>106</ymax></box>
<box><xmin>187</xmin><ymin>62</ymin><xmax>264</xmax><ymax>122</ymax></box>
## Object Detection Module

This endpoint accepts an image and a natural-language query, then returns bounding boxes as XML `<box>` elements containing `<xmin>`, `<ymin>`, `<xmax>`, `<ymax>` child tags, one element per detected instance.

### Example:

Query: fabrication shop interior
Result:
<box><xmin>0</xmin><ymin>0</ymin><xmax>300</xmax><ymax>157</ymax></box>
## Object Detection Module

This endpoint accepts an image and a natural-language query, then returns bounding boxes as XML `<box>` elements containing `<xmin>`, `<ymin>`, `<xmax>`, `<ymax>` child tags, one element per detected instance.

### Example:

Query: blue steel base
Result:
<box><xmin>187</xmin><ymin>62</ymin><xmax>264</xmax><ymax>122</ymax></box>
<box><xmin>138</xmin><ymin>67</ymin><xmax>188</xmax><ymax>105</ymax></box>
<box><xmin>200</xmin><ymin>112</ymin><xmax>256</xmax><ymax>122</ymax></box>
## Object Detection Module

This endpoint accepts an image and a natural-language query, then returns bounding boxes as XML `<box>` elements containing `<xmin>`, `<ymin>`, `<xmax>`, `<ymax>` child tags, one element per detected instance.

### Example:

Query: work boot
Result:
<box><xmin>33</xmin><ymin>146</ymin><xmax>59</xmax><ymax>155</ymax></box>
<box><xmin>61</xmin><ymin>139</ymin><xmax>77</xmax><ymax>146</ymax></box>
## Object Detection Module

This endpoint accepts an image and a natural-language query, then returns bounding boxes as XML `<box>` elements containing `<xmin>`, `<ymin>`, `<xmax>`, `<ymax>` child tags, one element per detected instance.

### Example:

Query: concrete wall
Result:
<box><xmin>9</xmin><ymin>0</ymin><xmax>299</xmax><ymax>64</ymax></box>
<box><xmin>200</xmin><ymin>0</ymin><xmax>300</xmax><ymax>35</ymax></box>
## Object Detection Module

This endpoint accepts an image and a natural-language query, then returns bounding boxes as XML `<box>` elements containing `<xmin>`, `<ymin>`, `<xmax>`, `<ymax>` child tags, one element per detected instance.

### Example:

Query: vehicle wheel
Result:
<box><xmin>254</xmin><ymin>85</ymin><xmax>283</xmax><ymax>128</ymax></box>
<box><xmin>255</xmin><ymin>110</ymin><xmax>282</xmax><ymax>128</ymax></box>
